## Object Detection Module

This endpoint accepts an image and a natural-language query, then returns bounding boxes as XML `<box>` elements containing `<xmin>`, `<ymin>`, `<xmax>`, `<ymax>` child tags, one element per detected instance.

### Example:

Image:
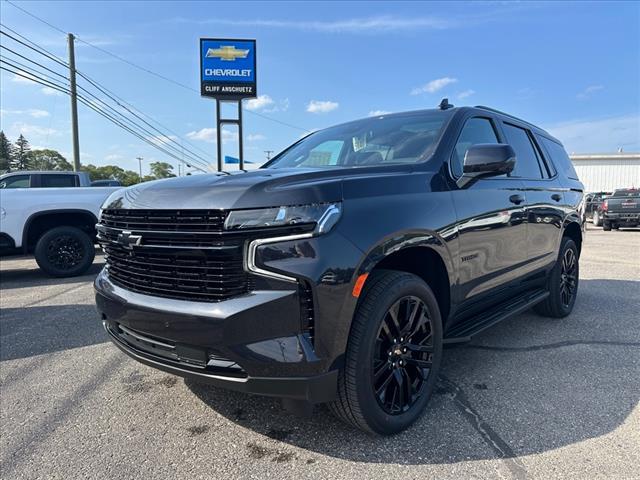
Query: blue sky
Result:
<box><xmin>1</xmin><ymin>1</ymin><xmax>639</xmax><ymax>174</ymax></box>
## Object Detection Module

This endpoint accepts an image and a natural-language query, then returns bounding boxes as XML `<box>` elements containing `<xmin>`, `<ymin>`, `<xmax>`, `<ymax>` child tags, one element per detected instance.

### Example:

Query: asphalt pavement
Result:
<box><xmin>1</xmin><ymin>226</ymin><xmax>639</xmax><ymax>479</ymax></box>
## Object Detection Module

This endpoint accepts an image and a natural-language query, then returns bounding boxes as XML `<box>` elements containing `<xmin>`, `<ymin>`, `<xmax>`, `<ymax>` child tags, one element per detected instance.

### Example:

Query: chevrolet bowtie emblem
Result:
<box><xmin>205</xmin><ymin>45</ymin><xmax>249</xmax><ymax>61</ymax></box>
<box><xmin>116</xmin><ymin>230</ymin><xmax>142</xmax><ymax>250</ymax></box>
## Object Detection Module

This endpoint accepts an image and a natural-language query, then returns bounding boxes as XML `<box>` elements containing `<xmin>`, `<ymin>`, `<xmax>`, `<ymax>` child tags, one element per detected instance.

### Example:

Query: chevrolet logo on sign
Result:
<box><xmin>205</xmin><ymin>45</ymin><xmax>250</xmax><ymax>61</ymax></box>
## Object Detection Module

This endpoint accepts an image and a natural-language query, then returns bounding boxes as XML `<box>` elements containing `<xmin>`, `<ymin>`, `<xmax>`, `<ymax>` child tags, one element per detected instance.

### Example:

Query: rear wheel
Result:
<box><xmin>603</xmin><ymin>221</ymin><xmax>612</xmax><ymax>231</ymax></box>
<box><xmin>329</xmin><ymin>270</ymin><xmax>443</xmax><ymax>435</ymax></box>
<box><xmin>34</xmin><ymin>226</ymin><xmax>95</xmax><ymax>277</ymax></box>
<box><xmin>592</xmin><ymin>211</ymin><xmax>601</xmax><ymax>226</ymax></box>
<box><xmin>535</xmin><ymin>237</ymin><xmax>579</xmax><ymax>318</ymax></box>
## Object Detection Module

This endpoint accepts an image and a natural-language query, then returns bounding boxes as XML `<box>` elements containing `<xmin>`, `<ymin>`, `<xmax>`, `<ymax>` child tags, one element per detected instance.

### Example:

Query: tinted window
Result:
<box><xmin>40</xmin><ymin>174</ymin><xmax>77</xmax><ymax>188</ymax></box>
<box><xmin>539</xmin><ymin>137</ymin><xmax>579</xmax><ymax>180</ymax></box>
<box><xmin>612</xmin><ymin>189</ymin><xmax>640</xmax><ymax>198</ymax></box>
<box><xmin>502</xmin><ymin>123</ymin><xmax>543</xmax><ymax>179</ymax></box>
<box><xmin>451</xmin><ymin>117</ymin><xmax>499</xmax><ymax>177</ymax></box>
<box><xmin>266</xmin><ymin>111</ymin><xmax>449</xmax><ymax>169</ymax></box>
<box><xmin>0</xmin><ymin>175</ymin><xmax>30</xmax><ymax>188</ymax></box>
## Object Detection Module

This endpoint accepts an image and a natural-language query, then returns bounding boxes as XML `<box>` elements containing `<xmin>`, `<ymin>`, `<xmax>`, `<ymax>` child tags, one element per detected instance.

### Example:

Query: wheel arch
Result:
<box><xmin>563</xmin><ymin>221</ymin><xmax>583</xmax><ymax>257</ymax></box>
<box><xmin>22</xmin><ymin>209</ymin><xmax>98</xmax><ymax>253</ymax></box>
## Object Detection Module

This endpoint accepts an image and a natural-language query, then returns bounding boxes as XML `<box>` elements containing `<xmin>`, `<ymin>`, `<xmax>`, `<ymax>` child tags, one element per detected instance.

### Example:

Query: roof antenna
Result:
<box><xmin>439</xmin><ymin>98</ymin><xmax>454</xmax><ymax>110</ymax></box>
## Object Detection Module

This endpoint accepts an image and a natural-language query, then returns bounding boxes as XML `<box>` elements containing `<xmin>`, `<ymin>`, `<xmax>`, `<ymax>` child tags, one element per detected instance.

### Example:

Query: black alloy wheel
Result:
<box><xmin>34</xmin><ymin>226</ymin><xmax>95</xmax><ymax>277</ymax></box>
<box><xmin>373</xmin><ymin>296</ymin><xmax>434</xmax><ymax>415</ymax></box>
<box><xmin>534</xmin><ymin>237</ymin><xmax>579</xmax><ymax>318</ymax></box>
<box><xmin>47</xmin><ymin>233</ymin><xmax>85</xmax><ymax>271</ymax></box>
<box><xmin>329</xmin><ymin>270</ymin><xmax>443</xmax><ymax>435</ymax></box>
<box><xmin>559</xmin><ymin>247</ymin><xmax>578</xmax><ymax>308</ymax></box>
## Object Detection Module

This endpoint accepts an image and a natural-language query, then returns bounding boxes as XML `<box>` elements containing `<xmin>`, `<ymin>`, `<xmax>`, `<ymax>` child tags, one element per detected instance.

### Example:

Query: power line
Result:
<box><xmin>0</xmin><ymin>25</ymin><xmax>68</xmax><ymax>68</ymax></box>
<box><xmin>0</xmin><ymin>28</ymin><xmax>211</xmax><ymax>170</ymax></box>
<box><xmin>1</xmin><ymin>63</ymin><xmax>208</xmax><ymax>171</ymax></box>
<box><xmin>3</xmin><ymin>2</ymin><xmax>311</xmax><ymax>133</ymax></box>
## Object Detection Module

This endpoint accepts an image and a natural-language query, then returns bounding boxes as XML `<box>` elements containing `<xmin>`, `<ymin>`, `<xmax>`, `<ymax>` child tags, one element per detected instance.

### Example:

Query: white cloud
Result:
<box><xmin>369</xmin><ymin>110</ymin><xmax>392</xmax><ymax>116</ymax></box>
<box><xmin>545</xmin><ymin>114</ymin><xmax>640</xmax><ymax>153</ymax></box>
<box><xmin>41</xmin><ymin>87</ymin><xmax>63</xmax><ymax>96</ymax></box>
<box><xmin>105</xmin><ymin>153</ymin><xmax>124</xmax><ymax>162</ymax></box>
<box><xmin>306</xmin><ymin>100</ymin><xmax>339</xmax><ymax>114</ymax></box>
<box><xmin>147</xmin><ymin>134</ymin><xmax>178</xmax><ymax>146</ymax></box>
<box><xmin>576</xmin><ymin>85</ymin><xmax>604</xmax><ymax>100</ymax></box>
<box><xmin>0</xmin><ymin>109</ymin><xmax>50</xmax><ymax>118</ymax></box>
<box><xmin>247</xmin><ymin>133</ymin><xmax>266</xmax><ymax>141</ymax></box>
<box><xmin>245</xmin><ymin>95</ymin><xmax>288</xmax><ymax>113</ymax></box>
<box><xmin>11</xmin><ymin>73</ymin><xmax>36</xmax><ymax>84</ymax></box>
<box><xmin>9</xmin><ymin>121</ymin><xmax>59</xmax><ymax>138</ymax></box>
<box><xmin>185</xmin><ymin>128</ymin><xmax>237</xmax><ymax>144</ymax></box>
<box><xmin>174</xmin><ymin>15</ymin><xmax>453</xmax><ymax>33</ymax></box>
<box><xmin>457</xmin><ymin>89</ymin><xmax>475</xmax><ymax>100</ymax></box>
<box><xmin>245</xmin><ymin>95</ymin><xmax>275</xmax><ymax>111</ymax></box>
<box><xmin>411</xmin><ymin>77</ymin><xmax>458</xmax><ymax>95</ymax></box>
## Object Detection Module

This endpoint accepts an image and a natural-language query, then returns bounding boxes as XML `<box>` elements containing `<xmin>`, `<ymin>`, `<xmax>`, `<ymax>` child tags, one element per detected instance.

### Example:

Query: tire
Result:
<box><xmin>534</xmin><ymin>237</ymin><xmax>579</xmax><ymax>318</ymax></box>
<box><xmin>329</xmin><ymin>270</ymin><xmax>443</xmax><ymax>435</ymax></box>
<box><xmin>592</xmin><ymin>211</ymin><xmax>601</xmax><ymax>227</ymax></box>
<box><xmin>34</xmin><ymin>226</ymin><xmax>95</xmax><ymax>277</ymax></box>
<box><xmin>603</xmin><ymin>221</ymin><xmax>611</xmax><ymax>231</ymax></box>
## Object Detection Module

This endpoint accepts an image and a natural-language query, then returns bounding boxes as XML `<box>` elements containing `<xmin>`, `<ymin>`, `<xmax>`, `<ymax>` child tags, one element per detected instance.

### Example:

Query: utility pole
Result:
<box><xmin>136</xmin><ymin>156</ymin><xmax>143</xmax><ymax>182</ymax></box>
<box><xmin>264</xmin><ymin>150</ymin><xmax>274</xmax><ymax>162</ymax></box>
<box><xmin>68</xmin><ymin>33</ymin><xmax>80</xmax><ymax>172</ymax></box>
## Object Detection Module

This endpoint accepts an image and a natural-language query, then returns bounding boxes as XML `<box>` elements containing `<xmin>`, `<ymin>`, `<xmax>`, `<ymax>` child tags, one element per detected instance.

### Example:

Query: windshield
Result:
<box><xmin>265</xmin><ymin>111</ymin><xmax>450</xmax><ymax>169</ymax></box>
<box><xmin>612</xmin><ymin>189</ymin><xmax>640</xmax><ymax>197</ymax></box>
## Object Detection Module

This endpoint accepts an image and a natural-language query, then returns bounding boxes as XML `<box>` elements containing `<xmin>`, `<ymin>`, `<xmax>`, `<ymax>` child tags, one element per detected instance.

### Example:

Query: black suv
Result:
<box><xmin>95</xmin><ymin>105</ymin><xmax>583</xmax><ymax>435</ymax></box>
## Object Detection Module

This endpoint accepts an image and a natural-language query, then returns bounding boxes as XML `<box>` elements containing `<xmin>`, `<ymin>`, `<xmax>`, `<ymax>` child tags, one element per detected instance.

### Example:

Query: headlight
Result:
<box><xmin>224</xmin><ymin>202</ymin><xmax>342</xmax><ymax>234</ymax></box>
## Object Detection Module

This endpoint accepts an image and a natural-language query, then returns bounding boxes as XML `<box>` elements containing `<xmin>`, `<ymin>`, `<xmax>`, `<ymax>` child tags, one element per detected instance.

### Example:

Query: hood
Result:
<box><xmin>102</xmin><ymin>168</ymin><xmax>349</xmax><ymax>210</ymax></box>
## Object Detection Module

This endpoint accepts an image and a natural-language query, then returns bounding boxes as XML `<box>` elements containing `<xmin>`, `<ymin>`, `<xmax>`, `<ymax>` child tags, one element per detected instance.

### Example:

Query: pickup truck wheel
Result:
<box><xmin>535</xmin><ymin>237</ymin><xmax>579</xmax><ymax>318</ymax></box>
<box><xmin>592</xmin><ymin>211</ymin><xmax>601</xmax><ymax>226</ymax></box>
<box><xmin>34</xmin><ymin>226</ymin><xmax>95</xmax><ymax>277</ymax></box>
<box><xmin>329</xmin><ymin>270</ymin><xmax>443</xmax><ymax>435</ymax></box>
<box><xmin>603</xmin><ymin>221</ymin><xmax>612</xmax><ymax>231</ymax></box>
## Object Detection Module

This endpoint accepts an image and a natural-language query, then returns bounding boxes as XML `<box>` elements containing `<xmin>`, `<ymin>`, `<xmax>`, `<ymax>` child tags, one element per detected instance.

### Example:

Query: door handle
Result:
<box><xmin>509</xmin><ymin>194</ymin><xmax>525</xmax><ymax>205</ymax></box>
<box><xmin>551</xmin><ymin>193</ymin><xmax>562</xmax><ymax>202</ymax></box>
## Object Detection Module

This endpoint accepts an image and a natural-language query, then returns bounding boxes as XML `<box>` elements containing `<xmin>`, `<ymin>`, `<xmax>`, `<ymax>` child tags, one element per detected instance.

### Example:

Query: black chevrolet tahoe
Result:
<box><xmin>95</xmin><ymin>105</ymin><xmax>584</xmax><ymax>435</ymax></box>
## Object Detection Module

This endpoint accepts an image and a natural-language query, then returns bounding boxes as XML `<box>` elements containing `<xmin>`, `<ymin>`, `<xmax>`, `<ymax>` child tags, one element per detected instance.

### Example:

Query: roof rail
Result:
<box><xmin>474</xmin><ymin>105</ymin><xmax>539</xmax><ymax>130</ymax></box>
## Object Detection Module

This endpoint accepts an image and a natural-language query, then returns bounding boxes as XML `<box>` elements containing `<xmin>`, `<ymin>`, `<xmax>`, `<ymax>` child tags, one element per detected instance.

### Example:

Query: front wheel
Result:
<box><xmin>535</xmin><ymin>237</ymin><xmax>579</xmax><ymax>318</ymax></box>
<box><xmin>329</xmin><ymin>270</ymin><xmax>443</xmax><ymax>435</ymax></box>
<box><xmin>34</xmin><ymin>226</ymin><xmax>95</xmax><ymax>277</ymax></box>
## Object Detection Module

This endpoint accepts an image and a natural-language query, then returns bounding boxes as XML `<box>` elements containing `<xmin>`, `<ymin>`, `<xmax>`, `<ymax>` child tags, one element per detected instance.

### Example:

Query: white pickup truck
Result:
<box><xmin>0</xmin><ymin>186</ymin><xmax>120</xmax><ymax>276</ymax></box>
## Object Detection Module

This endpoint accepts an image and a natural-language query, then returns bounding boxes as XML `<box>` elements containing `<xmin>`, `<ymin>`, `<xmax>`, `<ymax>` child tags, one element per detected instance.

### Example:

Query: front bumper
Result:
<box><xmin>95</xmin><ymin>269</ymin><xmax>338</xmax><ymax>403</ymax></box>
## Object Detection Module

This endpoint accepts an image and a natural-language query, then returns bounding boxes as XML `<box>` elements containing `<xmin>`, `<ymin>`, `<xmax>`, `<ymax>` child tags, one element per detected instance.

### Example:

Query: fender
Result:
<box><xmin>21</xmin><ymin>208</ymin><xmax>99</xmax><ymax>253</ymax></box>
<box><xmin>325</xmin><ymin>228</ymin><xmax>457</xmax><ymax>369</ymax></box>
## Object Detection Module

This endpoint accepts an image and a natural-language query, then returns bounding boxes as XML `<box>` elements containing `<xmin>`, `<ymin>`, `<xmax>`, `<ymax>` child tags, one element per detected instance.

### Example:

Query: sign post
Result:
<box><xmin>200</xmin><ymin>38</ymin><xmax>257</xmax><ymax>171</ymax></box>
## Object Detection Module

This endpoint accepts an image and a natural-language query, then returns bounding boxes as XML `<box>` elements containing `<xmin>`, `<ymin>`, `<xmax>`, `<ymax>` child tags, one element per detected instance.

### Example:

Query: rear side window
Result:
<box><xmin>451</xmin><ymin>117</ymin><xmax>499</xmax><ymax>177</ymax></box>
<box><xmin>539</xmin><ymin>137</ymin><xmax>579</xmax><ymax>180</ymax></box>
<box><xmin>40</xmin><ymin>174</ymin><xmax>77</xmax><ymax>188</ymax></box>
<box><xmin>502</xmin><ymin>123</ymin><xmax>543</xmax><ymax>179</ymax></box>
<box><xmin>0</xmin><ymin>175</ymin><xmax>30</xmax><ymax>188</ymax></box>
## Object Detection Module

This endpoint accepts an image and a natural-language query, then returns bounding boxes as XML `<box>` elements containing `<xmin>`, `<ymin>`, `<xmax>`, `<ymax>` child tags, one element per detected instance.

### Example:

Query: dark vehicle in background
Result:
<box><xmin>601</xmin><ymin>188</ymin><xmax>640</xmax><ymax>230</ymax></box>
<box><xmin>584</xmin><ymin>191</ymin><xmax>611</xmax><ymax>226</ymax></box>
<box><xmin>91</xmin><ymin>179</ymin><xmax>122</xmax><ymax>187</ymax></box>
<box><xmin>94</xmin><ymin>104</ymin><xmax>583</xmax><ymax>435</ymax></box>
<box><xmin>0</xmin><ymin>170</ymin><xmax>93</xmax><ymax>188</ymax></box>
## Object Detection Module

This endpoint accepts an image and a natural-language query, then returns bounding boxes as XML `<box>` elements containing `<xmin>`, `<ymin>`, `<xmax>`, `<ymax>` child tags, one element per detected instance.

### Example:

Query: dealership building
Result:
<box><xmin>570</xmin><ymin>152</ymin><xmax>640</xmax><ymax>192</ymax></box>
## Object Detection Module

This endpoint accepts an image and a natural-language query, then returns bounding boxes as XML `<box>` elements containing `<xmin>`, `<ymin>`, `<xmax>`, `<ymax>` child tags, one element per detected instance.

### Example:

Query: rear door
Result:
<box><xmin>450</xmin><ymin>115</ymin><xmax>528</xmax><ymax>310</ymax></box>
<box><xmin>500</xmin><ymin>122</ymin><xmax>565</xmax><ymax>273</ymax></box>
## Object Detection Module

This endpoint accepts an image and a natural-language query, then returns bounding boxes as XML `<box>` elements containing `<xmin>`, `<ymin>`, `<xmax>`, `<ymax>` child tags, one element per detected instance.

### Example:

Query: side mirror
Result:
<box><xmin>456</xmin><ymin>143</ymin><xmax>516</xmax><ymax>188</ymax></box>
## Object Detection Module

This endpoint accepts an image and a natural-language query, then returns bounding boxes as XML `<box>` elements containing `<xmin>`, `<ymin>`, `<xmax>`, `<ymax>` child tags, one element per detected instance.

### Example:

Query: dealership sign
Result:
<box><xmin>200</xmin><ymin>38</ymin><xmax>257</xmax><ymax>99</ymax></box>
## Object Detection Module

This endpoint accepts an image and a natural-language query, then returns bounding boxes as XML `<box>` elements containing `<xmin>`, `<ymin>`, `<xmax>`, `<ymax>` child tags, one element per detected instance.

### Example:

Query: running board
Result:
<box><xmin>443</xmin><ymin>289</ymin><xmax>549</xmax><ymax>344</ymax></box>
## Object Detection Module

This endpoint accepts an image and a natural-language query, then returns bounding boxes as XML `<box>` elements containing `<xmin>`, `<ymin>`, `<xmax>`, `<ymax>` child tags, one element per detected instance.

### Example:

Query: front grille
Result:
<box><xmin>98</xmin><ymin>209</ymin><xmax>249</xmax><ymax>302</ymax></box>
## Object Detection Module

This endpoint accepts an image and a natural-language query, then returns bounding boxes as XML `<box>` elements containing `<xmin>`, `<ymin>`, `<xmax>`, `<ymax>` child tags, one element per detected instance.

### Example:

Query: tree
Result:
<box><xmin>0</xmin><ymin>131</ymin><xmax>13</xmax><ymax>172</ymax></box>
<box><xmin>81</xmin><ymin>164</ymin><xmax>141</xmax><ymax>186</ymax></box>
<box><xmin>149</xmin><ymin>161</ymin><xmax>175</xmax><ymax>179</ymax></box>
<box><xmin>27</xmin><ymin>149</ymin><xmax>73</xmax><ymax>171</ymax></box>
<box><xmin>11</xmin><ymin>134</ymin><xmax>31</xmax><ymax>170</ymax></box>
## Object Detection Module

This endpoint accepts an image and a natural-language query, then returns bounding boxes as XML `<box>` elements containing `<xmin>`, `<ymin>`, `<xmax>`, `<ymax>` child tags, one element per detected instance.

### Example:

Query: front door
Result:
<box><xmin>449</xmin><ymin>116</ymin><xmax>529</xmax><ymax>312</ymax></box>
